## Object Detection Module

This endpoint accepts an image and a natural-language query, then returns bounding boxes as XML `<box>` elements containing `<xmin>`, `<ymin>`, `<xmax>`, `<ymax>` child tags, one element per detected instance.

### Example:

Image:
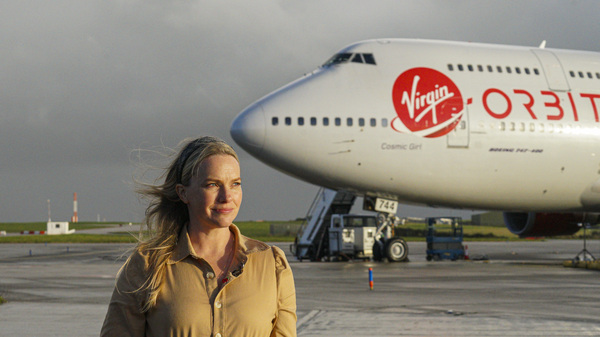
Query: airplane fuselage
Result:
<box><xmin>231</xmin><ymin>39</ymin><xmax>600</xmax><ymax>215</ymax></box>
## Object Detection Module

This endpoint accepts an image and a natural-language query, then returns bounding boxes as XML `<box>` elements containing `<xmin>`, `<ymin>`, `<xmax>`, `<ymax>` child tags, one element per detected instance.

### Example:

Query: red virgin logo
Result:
<box><xmin>391</xmin><ymin>68</ymin><xmax>464</xmax><ymax>138</ymax></box>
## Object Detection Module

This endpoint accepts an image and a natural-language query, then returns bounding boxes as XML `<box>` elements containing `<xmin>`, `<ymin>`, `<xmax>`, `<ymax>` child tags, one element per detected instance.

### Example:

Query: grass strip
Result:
<box><xmin>0</xmin><ymin>234</ymin><xmax>138</xmax><ymax>244</ymax></box>
<box><xmin>1</xmin><ymin>220</ymin><xmax>596</xmax><ymax>244</ymax></box>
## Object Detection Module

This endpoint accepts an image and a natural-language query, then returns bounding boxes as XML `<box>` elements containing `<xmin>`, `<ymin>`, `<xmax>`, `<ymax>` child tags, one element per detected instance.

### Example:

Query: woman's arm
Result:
<box><xmin>100</xmin><ymin>252</ymin><xmax>147</xmax><ymax>337</ymax></box>
<box><xmin>271</xmin><ymin>246</ymin><xmax>297</xmax><ymax>337</ymax></box>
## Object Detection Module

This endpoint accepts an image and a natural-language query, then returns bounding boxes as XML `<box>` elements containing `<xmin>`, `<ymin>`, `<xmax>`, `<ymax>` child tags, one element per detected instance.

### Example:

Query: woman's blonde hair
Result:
<box><xmin>129</xmin><ymin>136</ymin><xmax>238</xmax><ymax>312</ymax></box>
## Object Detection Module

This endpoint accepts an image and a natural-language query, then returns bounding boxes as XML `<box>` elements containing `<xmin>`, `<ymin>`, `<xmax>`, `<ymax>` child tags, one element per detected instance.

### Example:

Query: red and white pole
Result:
<box><xmin>71</xmin><ymin>192</ymin><xmax>78</xmax><ymax>223</ymax></box>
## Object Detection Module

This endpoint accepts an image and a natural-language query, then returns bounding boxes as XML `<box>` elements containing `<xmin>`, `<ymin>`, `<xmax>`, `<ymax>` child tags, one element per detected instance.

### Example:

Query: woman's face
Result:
<box><xmin>178</xmin><ymin>154</ymin><xmax>242</xmax><ymax>230</ymax></box>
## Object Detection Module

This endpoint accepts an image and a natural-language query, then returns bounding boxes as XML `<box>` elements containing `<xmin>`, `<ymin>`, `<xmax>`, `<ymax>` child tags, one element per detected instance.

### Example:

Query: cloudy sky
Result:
<box><xmin>1</xmin><ymin>0</ymin><xmax>599</xmax><ymax>223</ymax></box>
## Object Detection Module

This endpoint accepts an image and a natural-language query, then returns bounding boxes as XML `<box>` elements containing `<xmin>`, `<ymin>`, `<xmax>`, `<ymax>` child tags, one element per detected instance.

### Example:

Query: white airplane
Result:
<box><xmin>231</xmin><ymin>38</ymin><xmax>600</xmax><ymax>240</ymax></box>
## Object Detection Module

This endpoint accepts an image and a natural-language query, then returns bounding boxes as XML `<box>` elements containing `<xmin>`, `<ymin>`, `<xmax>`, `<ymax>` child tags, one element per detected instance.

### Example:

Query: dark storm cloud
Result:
<box><xmin>0</xmin><ymin>0</ymin><xmax>598</xmax><ymax>222</ymax></box>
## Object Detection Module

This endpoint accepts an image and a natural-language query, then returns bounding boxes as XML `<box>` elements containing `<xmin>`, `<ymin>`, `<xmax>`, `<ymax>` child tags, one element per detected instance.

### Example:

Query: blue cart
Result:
<box><xmin>426</xmin><ymin>217</ymin><xmax>465</xmax><ymax>261</ymax></box>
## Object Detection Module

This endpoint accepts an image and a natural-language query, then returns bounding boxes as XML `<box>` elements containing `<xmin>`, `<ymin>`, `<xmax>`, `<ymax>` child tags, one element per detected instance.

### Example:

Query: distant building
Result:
<box><xmin>47</xmin><ymin>222</ymin><xmax>76</xmax><ymax>235</ymax></box>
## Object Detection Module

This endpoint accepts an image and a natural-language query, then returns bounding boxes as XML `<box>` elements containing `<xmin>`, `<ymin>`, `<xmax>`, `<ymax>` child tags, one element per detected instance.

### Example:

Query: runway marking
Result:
<box><xmin>297</xmin><ymin>309</ymin><xmax>321</xmax><ymax>331</ymax></box>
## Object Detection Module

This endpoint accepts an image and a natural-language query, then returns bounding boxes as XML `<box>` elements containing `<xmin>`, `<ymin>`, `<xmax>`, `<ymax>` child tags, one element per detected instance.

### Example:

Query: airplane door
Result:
<box><xmin>446</xmin><ymin>98</ymin><xmax>469</xmax><ymax>148</ymax></box>
<box><xmin>531</xmin><ymin>49</ymin><xmax>570</xmax><ymax>92</ymax></box>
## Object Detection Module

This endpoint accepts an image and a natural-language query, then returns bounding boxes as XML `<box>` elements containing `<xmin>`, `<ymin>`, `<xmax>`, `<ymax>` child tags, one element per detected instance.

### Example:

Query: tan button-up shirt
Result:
<box><xmin>100</xmin><ymin>224</ymin><xmax>296</xmax><ymax>337</ymax></box>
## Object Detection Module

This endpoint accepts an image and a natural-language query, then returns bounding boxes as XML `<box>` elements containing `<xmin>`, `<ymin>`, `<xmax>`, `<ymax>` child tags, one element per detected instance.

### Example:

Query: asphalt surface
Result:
<box><xmin>0</xmin><ymin>238</ymin><xmax>599</xmax><ymax>336</ymax></box>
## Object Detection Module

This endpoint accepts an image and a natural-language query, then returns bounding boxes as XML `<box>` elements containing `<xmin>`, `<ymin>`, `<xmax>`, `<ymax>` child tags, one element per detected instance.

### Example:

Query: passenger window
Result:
<box><xmin>496</xmin><ymin>66</ymin><xmax>502</xmax><ymax>73</ymax></box>
<box><xmin>382</xmin><ymin>118</ymin><xmax>388</xmax><ymax>127</ymax></box>
<box><xmin>477</xmin><ymin>65</ymin><xmax>483</xmax><ymax>72</ymax></box>
<box><xmin>448</xmin><ymin>64</ymin><xmax>454</xmax><ymax>71</ymax></box>
<box><xmin>272</xmin><ymin>117</ymin><xmax>279</xmax><ymax>126</ymax></box>
<box><xmin>468</xmin><ymin>64</ymin><xmax>474</xmax><ymax>71</ymax></box>
<box><xmin>298</xmin><ymin>117</ymin><xmax>304</xmax><ymax>126</ymax></box>
<box><xmin>358</xmin><ymin>118</ymin><xmax>365</xmax><ymax>127</ymax></box>
<box><xmin>569</xmin><ymin>71</ymin><xmax>575</xmax><ymax>77</ymax></box>
<box><xmin>487</xmin><ymin>65</ymin><xmax>493</xmax><ymax>72</ymax></box>
<box><xmin>458</xmin><ymin>64</ymin><xmax>464</xmax><ymax>71</ymax></box>
<box><xmin>310</xmin><ymin>117</ymin><xmax>317</xmax><ymax>126</ymax></box>
<box><xmin>588</xmin><ymin>72</ymin><xmax>593</xmax><ymax>79</ymax></box>
<box><xmin>579</xmin><ymin>71</ymin><xmax>584</xmax><ymax>78</ymax></box>
<box><xmin>515</xmin><ymin>67</ymin><xmax>521</xmax><ymax>74</ymax></box>
<box><xmin>323</xmin><ymin>117</ymin><xmax>329</xmax><ymax>126</ymax></box>
<box><xmin>370</xmin><ymin>118</ymin><xmax>376</xmax><ymax>127</ymax></box>
<box><xmin>285</xmin><ymin>117</ymin><xmax>291</xmax><ymax>126</ymax></box>
<box><xmin>335</xmin><ymin>117</ymin><xmax>341</xmax><ymax>126</ymax></box>
<box><xmin>506</xmin><ymin>66</ymin><xmax>512</xmax><ymax>74</ymax></box>
<box><xmin>347</xmin><ymin>118</ymin><xmax>353</xmax><ymax>126</ymax></box>
<box><xmin>529</xmin><ymin>123</ymin><xmax>535</xmax><ymax>132</ymax></box>
<box><xmin>524</xmin><ymin>68</ymin><xmax>531</xmax><ymax>75</ymax></box>
<box><xmin>534</xmin><ymin>68</ymin><xmax>540</xmax><ymax>75</ymax></box>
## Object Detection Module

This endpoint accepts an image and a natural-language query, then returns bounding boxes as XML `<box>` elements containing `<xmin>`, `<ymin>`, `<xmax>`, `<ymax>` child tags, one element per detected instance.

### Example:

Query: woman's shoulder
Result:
<box><xmin>233</xmin><ymin>224</ymin><xmax>270</xmax><ymax>253</ymax></box>
<box><xmin>238</xmin><ymin>234</ymin><xmax>289</xmax><ymax>266</ymax></box>
<box><xmin>270</xmin><ymin>245</ymin><xmax>291</xmax><ymax>270</ymax></box>
<box><xmin>240</xmin><ymin>234</ymin><xmax>270</xmax><ymax>252</ymax></box>
<box><xmin>116</xmin><ymin>248</ymin><xmax>151</xmax><ymax>287</ymax></box>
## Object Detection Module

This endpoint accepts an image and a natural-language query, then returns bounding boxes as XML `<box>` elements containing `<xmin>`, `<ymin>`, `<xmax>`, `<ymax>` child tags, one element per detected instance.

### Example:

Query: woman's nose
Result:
<box><xmin>218</xmin><ymin>187</ymin><xmax>232</xmax><ymax>202</ymax></box>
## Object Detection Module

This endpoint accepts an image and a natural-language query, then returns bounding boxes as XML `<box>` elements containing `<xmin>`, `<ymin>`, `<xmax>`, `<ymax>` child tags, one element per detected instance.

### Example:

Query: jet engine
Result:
<box><xmin>503</xmin><ymin>212</ymin><xmax>598</xmax><ymax>237</ymax></box>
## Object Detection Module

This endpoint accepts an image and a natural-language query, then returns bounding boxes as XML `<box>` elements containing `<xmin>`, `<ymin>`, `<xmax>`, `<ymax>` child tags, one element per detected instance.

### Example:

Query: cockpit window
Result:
<box><xmin>351</xmin><ymin>54</ymin><xmax>363</xmax><ymax>63</ymax></box>
<box><xmin>322</xmin><ymin>52</ymin><xmax>376</xmax><ymax>67</ymax></box>
<box><xmin>362</xmin><ymin>53</ymin><xmax>376</xmax><ymax>65</ymax></box>
<box><xmin>322</xmin><ymin>53</ymin><xmax>352</xmax><ymax>67</ymax></box>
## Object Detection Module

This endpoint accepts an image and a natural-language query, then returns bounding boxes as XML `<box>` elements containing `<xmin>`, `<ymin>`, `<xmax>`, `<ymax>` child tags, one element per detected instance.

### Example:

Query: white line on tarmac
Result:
<box><xmin>297</xmin><ymin>309</ymin><xmax>321</xmax><ymax>330</ymax></box>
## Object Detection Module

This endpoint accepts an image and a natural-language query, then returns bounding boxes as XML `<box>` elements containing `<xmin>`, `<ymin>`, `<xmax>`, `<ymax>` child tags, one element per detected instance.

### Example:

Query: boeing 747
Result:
<box><xmin>231</xmin><ymin>39</ymin><xmax>600</xmax><ymax>245</ymax></box>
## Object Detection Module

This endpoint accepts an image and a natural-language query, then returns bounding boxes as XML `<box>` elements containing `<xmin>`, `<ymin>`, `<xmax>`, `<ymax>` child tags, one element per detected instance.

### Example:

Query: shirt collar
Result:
<box><xmin>168</xmin><ymin>223</ymin><xmax>270</xmax><ymax>265</ymax></box>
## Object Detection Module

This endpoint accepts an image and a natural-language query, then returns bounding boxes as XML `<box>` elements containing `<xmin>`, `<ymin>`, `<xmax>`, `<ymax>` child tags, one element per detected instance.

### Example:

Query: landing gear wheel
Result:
<box><xmin>385</xmin><ymin>237</ymin><xmax>409</xmax><ymax>262</ymax></box>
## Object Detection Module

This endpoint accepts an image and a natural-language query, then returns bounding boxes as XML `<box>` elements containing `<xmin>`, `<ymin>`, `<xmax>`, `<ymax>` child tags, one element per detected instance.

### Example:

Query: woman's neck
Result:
<box><xmin>187</xmin><ymin>224</ymin><xmax>232</xmax><ymax>258</ymax></box>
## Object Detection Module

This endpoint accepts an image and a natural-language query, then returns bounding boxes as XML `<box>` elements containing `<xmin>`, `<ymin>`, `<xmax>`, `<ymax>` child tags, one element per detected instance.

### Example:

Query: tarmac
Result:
<box><xmin>1</xmin><ymin>230</ymin><xmax>599</xmax><ymax>336</ymax></box>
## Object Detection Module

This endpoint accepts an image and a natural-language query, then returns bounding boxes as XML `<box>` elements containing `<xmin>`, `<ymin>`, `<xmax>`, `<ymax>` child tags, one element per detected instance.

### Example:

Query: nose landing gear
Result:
<box><xmin>372</xmin><ymin>213</ymin><xmax>409</xmax><ymax>262</ymax></box>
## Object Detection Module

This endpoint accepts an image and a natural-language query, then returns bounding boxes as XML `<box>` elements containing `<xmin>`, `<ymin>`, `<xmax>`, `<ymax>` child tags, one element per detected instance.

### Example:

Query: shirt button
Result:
<box><xmin>215</xmin><ymin>301</ymin><xmax>222</xmax><ymax>309</ymax></box>
<box><xmin>206</xmin><ymin>272</ymin><xmax>215</xmax><ymax>280</ymax></box>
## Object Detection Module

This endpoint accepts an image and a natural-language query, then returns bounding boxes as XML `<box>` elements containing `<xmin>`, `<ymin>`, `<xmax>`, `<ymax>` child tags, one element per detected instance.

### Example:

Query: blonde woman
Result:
<box><xmin>101</xmin><ymin>136</ymin><xmax>297</xmax><ymax>337</ymax></box>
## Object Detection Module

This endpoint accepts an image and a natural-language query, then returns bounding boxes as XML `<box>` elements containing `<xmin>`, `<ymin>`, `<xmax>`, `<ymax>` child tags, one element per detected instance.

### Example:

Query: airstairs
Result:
<box><xmin>292</xmin><ymin>188</ymin><xmax>356</xmax><ymax>261</ymax></box>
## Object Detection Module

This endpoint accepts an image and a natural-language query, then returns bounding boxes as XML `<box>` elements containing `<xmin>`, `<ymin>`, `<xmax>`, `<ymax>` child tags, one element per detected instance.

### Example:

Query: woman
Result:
<box><xmin>100</xmin><ymin>136</ymin><xmax>297</xmax><ymax>337</ymax></box>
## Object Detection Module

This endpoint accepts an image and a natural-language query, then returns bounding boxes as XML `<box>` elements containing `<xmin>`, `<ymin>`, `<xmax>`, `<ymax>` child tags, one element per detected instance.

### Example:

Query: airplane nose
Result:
<box><xmin>230</xmin><ymin>102</ymin><xmax>265</xmax><ymax>154</ymax></box>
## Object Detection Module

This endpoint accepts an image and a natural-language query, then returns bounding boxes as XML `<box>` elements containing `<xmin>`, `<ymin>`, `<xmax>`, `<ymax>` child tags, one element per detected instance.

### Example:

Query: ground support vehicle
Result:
<box><xmin>426</xmin><ymin>217</ymin><xmax>464</xmax><ymax>261</ymax></box>
<box><xmin>292</xmin><ymin>189</ymin><xmax>409</xmax><ymax>262</ymax></box>
<box><xmin>327</xmin><ymin>214</ymin><xmax>377</xmax><ymax>261</ymax></box>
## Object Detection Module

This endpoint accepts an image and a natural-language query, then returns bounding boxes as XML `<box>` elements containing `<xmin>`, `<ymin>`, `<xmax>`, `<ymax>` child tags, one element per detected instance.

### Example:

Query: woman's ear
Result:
<box><xmin>176</xmin><ymin>184</ymin><xmax>188</xmax><ymax>204</ymax></box>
